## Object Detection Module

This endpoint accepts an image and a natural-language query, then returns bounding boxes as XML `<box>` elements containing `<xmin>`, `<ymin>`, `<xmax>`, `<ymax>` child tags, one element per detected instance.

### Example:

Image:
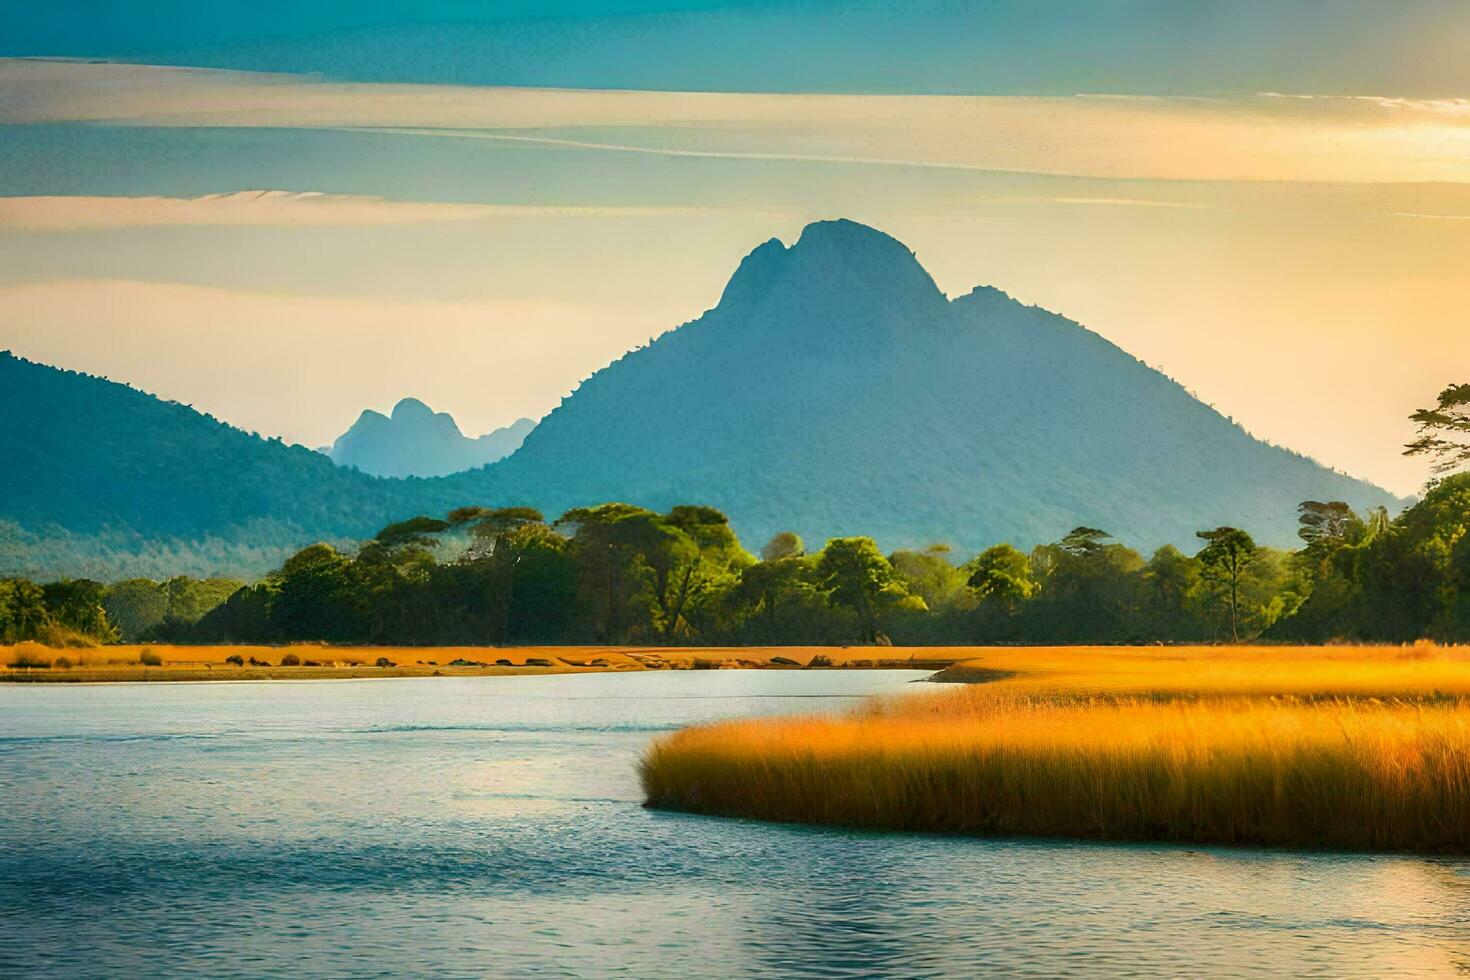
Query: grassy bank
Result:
<box><xmin>641</xmin><ymin>645</ymin><xmax>1470</xmax><ymax>853</ymax></box>
<box><xmin>0</xmin><ymin>642</ymin><xmax>960</xmax><ymax>682</ymax></box>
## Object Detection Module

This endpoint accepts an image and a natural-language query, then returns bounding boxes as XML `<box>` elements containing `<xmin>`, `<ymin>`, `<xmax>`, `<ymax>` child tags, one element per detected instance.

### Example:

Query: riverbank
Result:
<box><xmin>641</xmin><ymin>644</ymin><xmax>1470</xmax><ymax>853</ymax></box>
<box><xmin>0</xmin><ymin>642</ymin><xmax>963</xmax><ymax>682</ymax></box>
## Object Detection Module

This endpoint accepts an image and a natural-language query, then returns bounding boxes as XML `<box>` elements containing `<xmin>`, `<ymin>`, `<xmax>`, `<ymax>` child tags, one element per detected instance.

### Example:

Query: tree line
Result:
<box><xmin>5</xmin><ymin>384</ymin><xmax>1467</xmax><ymax>649</ymax></box>
<box><xmin>0</xmin><ymin>576</ymin><xmax>242</xmax><ymax>646</ymax></box>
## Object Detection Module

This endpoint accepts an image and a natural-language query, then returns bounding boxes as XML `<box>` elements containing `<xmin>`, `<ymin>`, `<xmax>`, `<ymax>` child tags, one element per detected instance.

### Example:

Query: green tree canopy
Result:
<box><xmin>1196</xmin><ymin>527</ymin><xmax>1258</xmax><ymax>642</ymax></box>
<box><xmin>760</xmin><ymin>531</ymin><xmax>805</xmax><ymax>562</ymax></box>
<box><xmin>815</xmin><ymin>537</ymin><xmax>916</xmax><ymax>643</ymax></box>
<box><xmin>1405</xmin><ymin>383</ymin><xmax>1470</xmax><ymax>477</ymax></box>
<box><xmin>965</xmin><ymin>544</ymin><xmax>1036</xmax><ymax>607</ymax></box>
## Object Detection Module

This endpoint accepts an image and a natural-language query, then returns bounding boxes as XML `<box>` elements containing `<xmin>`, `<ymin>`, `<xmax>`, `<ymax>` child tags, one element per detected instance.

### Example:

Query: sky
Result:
<box><xmin>0</xmin><ymin>2</ymin><xmax>1467</xmax><ymax>494</ymax></box>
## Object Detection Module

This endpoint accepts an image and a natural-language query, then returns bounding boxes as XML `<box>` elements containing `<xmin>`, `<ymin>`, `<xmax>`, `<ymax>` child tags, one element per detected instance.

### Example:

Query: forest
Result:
<box><xmin>5</xmin><ymin>386</ymin><xmax>1466</xmax><ymax>650</ymax></box>
<box><xmin>2</xmin><ymin>473</ymin><xmax>1466</xmax><ymax>648</ymax></box>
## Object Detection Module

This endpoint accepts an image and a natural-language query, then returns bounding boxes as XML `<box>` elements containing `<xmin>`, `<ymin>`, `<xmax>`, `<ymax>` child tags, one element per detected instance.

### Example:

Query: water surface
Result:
<box><xmin>3</xmin><ymin>671</ymin><xmax>1468</xmax><ymax>977</ymax></box>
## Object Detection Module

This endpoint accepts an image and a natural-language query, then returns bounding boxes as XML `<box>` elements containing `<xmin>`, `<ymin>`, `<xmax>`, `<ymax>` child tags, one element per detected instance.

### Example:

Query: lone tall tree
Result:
<box><xmin>1196</xmin><ymin>527</ymin><xmax>1257</xmax><ymax>643</ymax></box>
<box><xmin>1405</xmin><ymin>383</ymin><xmax>1470</xmax><ymax>477</ymax></box>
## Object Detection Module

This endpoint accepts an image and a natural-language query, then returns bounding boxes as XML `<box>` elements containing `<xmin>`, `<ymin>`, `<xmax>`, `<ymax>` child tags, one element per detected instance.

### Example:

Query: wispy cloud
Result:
<box><xmin>4</xmin><ymin>59</ymin><xmax>1469</xmax><ymax>183</ymax></box>
<box><xmin>1006</xmin><ymin>196</ymin><xmax>1224</xmax><ymax>211</ymax></box>
<box><xmin>1388</xmin><ymin>211</ymin><xmax>1470</xmax><ymax>221</ymax></box>
<box><xmin>0</xmin><ymin>191</ymin><xmax>727</xmax><ymax>230</ymax></box>
<box><xmin>1259</xmin><ymin>92</ymin><xmax>1470</xmax><ymax>115</ymax></box>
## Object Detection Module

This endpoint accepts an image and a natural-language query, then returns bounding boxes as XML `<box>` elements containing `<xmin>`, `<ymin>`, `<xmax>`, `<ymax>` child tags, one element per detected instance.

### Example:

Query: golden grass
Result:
<box><xmin>641</xmin><ymin>645</ymin><xmax>1470</xmax><ymax>853</ymax></box>
<box><xmin>0</xmin><ymin>643</ymin><xmax>957</xmax><ymax>682</ymax></box>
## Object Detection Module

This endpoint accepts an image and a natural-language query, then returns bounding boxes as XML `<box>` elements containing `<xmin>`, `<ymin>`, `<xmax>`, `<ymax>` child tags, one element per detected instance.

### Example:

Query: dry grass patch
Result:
<box><xmin>642</xmin><ymin>645</ymin><xmax>1470</xmax><ymax>853</ymax></box>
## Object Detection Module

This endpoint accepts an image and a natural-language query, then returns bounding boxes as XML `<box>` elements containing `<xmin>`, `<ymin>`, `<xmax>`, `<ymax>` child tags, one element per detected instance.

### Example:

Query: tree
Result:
<box><xmin>41</xmin><ymin>579</ymin><xmax>118</xmax><ymax>642</ymax></box>
<box><xmin>663</xmin><ymin>506</ymin><xmax>753</xmax><ymax>638</ymax></box>
<box><xmin>815</xmin><ymin>537</ymin><xmax>914</xmax><ymax>643</ymax></box>
<box><xmin>735</xmin><ymin>553</ymin><xmax>814</xmax><ymax>641</ymax></box>
<box><xmin>965</xmin><ymin>544</ymin><xmax>1035</xmax><ymax>609</ymax></box>
<box><xmin>558</xmin><ymin>504</ymin><xmax>661</xmax><ymax>642</ymax></box>
<box><xmin>1139</xmin><ymin>545</ymin><xmax>1203</xmax><ymax>640</ymax></box>
<box><xmin>1195</xmin><ymin>527</ymin><xmax>1258</xmax><ymax>642</ymax></box>
<box><xmin>760</xmin><ymin>532</ymin><xmax>805</xmax><ymax>562</ymax></box>
<box><xmin>0</xmin><ymin>578</ymin><xmax>49</xmax><ymax>643</ymax></box>
<box><xmin>891</xmin><ymin>544</ymin><xmax>968</xmax><ymax>609</ymax></box>
<box><xmin>271</xmin><ymin>544</ymin><xmax>355</xmax><ymax>641</ymax></box>
<box><xmin>1354</xmin><ymin>473</ymin><xmax>1470</xmax><ymax>641</ymax></box>
<box><xmin>1297</xmin><ymin>501</ymin><xmax>1365</xmax><ymax>550</ymax></box>
<box><xmin>162</xmin><ymin>577</ymin><xmax>243</xmax><ymax>629</ymax></box>
<box><xmin>1405</xmin><ymin>383</ymin><xmax>1470</xmax><ymax>478</ymax></box>
<box><xmin>371</xmin><ymin>515</ymin><xmax>452</xmax><ymax>551</ymax></box>
<box><xmin>1026</xmin><ymin>529</ymin><xmax>1143</xmax><ymax>642</ymax></box>
<box><xmin>449</xmin><ymin>506</ymin><xmax>549</xmax><ymax>642</ymax></box>
<box><xmin>103</xmin><ymin>578</ymin><xmax>169</xmax><ymax>641</ymax></box>
<box><xmin>1059</xmin><ymin>527</ymin><xmax>1111</xmax><ymax>558</ymax></box>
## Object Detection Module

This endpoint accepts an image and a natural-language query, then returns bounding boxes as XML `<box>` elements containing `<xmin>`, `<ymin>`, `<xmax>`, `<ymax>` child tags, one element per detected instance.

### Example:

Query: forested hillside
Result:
<box><xmin>0</xmin><ymin>352</ymin><xmax>456</xmax><ymax>578</ymax></box>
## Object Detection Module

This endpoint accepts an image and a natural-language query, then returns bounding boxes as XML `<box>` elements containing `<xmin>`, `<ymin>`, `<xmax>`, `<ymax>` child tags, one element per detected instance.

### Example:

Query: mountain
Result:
<box><xmin>0</xmin><ymin>352</ymin><xmax>455</xmax><ymax>580</ymax></box>
<box><xmin>328</xmin><ymin>397</ymin><xmax>534</xmax><ymax>478</ymax></box>
<box><xmin>443</xmin><ymin>219</ymin><xmax>1405</xmax><ymax>553</ymax></box>
<box><xmin>0</xmin><ymin>219</ymin><xmax>1408</xmax><ymax>580</ymax></box>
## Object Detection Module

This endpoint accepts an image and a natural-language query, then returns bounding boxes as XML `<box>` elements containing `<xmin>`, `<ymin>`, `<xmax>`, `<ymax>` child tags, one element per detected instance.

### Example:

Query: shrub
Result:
<box><xmin>138</xmin><ymin>648</ymin><xmax>163</xmax><ymax>666</ymax></box>
<box><xmin>248</xmin><ymin>657</ymin><xmax>271</xmax><ymax>667</ymax></box>
<box><xmin>808</xmin><ymin>654</ymin><xmax>833</xmax><ymax>668</ymax></box>
<box><xmin>375</xmin><ymin>657</ymin><xmax>396</xmax><ymax>668</ymax></box>
<box><xmin>34</xmin><ymin>624</ymin><xmax>99</xmax><ymax>649</ymax></box>
<box><xmin>54</xmin><ymin>655</ymin><xmax>73</xmax><ymax>669</ymax></box>
<box><xmin>280</xmin><ymin>653</ymin><xmax>301</xmax><ymax>666</ymax></box>
<box><xmin>303</xmin><ymin>659</ymin><xmax>321</xmax><ymax>667</ymax></box>
<box><xmin>224</xmin><ymin>654</ymin><xmax>244</xmax><ymax>666</ymax></box>
<box><xmin>9</xmin><ymin>647</ymin><xmax>52</xmax><ymax>668</ymax></box>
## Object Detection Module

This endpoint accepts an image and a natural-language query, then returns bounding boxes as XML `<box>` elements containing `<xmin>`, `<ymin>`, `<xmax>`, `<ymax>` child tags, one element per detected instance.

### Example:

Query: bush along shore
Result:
<box><xmin>640</xmin><ymin>645</ymin><xmax>1470</xmax><ymax>854</ymax></box>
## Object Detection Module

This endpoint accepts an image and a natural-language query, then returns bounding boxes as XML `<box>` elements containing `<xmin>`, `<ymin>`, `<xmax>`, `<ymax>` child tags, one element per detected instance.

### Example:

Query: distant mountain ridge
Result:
<box><xmin>0</xmin><ymin>219</ymin><xmax>1408</xmax><ymax>579</ymax></box>
<box><xmin>328</xmin><ymin>397</ymin><xmax>534</xmax><ymax>478</ymax></box>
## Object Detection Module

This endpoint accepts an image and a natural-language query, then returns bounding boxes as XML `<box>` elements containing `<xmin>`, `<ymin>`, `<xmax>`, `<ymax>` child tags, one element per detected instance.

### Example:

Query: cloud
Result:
<box><xmin>0</xmin><ymin>191</ymin><xmax>725</xmax><ymax>231</ymax></box>
<box><xmin>997</xmin><ymin>196</ymin><xmax>1224</xmax><ymax>211</ymax></box>
<box><xmin>1389</xmin><ymin>211</ymin><xmax>1470</xmax><ymax>221</ymax></box>
<box><xmin>4</xmin><ymin>59</ymin><xmax>1470</xmax><ymax>183</ymax></box>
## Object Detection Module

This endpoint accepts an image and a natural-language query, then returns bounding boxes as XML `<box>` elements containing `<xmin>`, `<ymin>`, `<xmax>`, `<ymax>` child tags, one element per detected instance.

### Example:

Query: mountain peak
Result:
<box><xmin>485</xmin><ymin>220</ymin><xmax>1401</xmax><ymax>552</ymax></box>
<box><xmin>391</xmin><ymin>396</ymin><xmax>436</xmax><ymax>421</ymax></box>
<box><xmin>330</xmin><ymin>398</ymin><xmax>532</xmax><ymax>478</ymax></box>
<box><xmin>793</xmin><ymin>218</ymin><xmax>909</xmax><ymax>255</ymax></box>
<box><xmin>715</xmin><ymin>218</ymin><xmax>943</xmax><ymax>319</ymax></box>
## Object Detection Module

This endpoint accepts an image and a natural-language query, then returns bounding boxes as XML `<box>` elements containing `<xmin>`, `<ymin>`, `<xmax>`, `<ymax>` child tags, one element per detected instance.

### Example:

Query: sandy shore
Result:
<box><xmin>0</xmin><ymin>643</ymin><xmax>964</xmax><ymax>682</ymax></box>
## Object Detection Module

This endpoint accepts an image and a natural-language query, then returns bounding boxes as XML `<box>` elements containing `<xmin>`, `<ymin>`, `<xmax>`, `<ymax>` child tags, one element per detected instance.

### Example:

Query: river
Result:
<box><xmin>2</xmin><ymin>671</ymin><xmax>1468</xmax><ymax>977</ymax></box>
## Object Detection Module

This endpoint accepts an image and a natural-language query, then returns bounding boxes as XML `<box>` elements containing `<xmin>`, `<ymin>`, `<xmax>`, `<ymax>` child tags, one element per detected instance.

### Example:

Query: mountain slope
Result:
<box><xmin>447</xmin><ymin>219</ymin><xmax>1403</xmax><ymax>552</ymax></box>
<box><xmin>0</xmin><ymin>219</ymin><xmax>1408</xmax><ymax>580</ymax></box>
<box><xmin>328</xmin><ymin>397</ymin><xmax>534</xmax><ymax>478</ymax></box>
<box><xmin>0</xmin><ymin>352</ymin><xmax>455</xmax><ymax>579</ymax></box>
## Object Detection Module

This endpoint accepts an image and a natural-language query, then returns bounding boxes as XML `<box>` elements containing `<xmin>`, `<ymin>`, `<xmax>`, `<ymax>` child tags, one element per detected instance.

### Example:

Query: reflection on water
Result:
<box><xmin>2</xmin><ymin>672</ymin><xmax>1468</xmax><ymax>978</ymax></box>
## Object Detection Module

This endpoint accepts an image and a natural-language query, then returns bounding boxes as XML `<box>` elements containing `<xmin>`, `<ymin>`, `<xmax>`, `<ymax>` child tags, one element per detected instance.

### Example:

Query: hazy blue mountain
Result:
<box><xmin>328</xmin><ymin>397</ymin><xmax>534</xmax><ymax>478</ymax></box>
<box><xmin>445</xmin><ymin>219</ymin><xmax>1405</xmax><ymax>552</ymax></box>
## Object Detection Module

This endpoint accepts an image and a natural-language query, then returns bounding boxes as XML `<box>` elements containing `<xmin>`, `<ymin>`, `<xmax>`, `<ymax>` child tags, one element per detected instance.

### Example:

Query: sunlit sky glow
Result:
<box><xmin>1</xmin><ymin>2</ymin><xmax>1467</xmax><ymax>495</ymax></box>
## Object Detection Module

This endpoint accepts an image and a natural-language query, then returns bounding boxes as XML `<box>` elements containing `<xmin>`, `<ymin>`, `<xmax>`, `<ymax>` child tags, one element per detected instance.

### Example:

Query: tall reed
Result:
<box><xmin>642</xmin><ymin>647</ymin><xmax>1470</xmax><ymax>852</ymax></box>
